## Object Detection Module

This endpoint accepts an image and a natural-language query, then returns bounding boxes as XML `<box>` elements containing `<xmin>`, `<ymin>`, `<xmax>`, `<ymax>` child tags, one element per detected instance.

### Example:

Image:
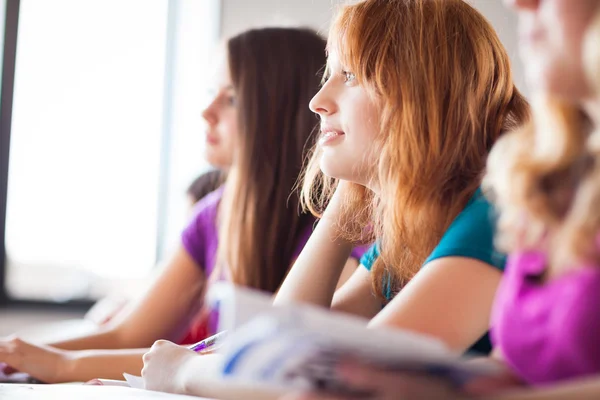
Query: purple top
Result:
<box><xmin>182</xmin><ymin>187</ymin><xmax>367</xmax><ymax>278</ymax></box>
<box><xmin>490</xmin><ymin>249</ymin><xmax>600</xmax><ymax>386</ymax></box>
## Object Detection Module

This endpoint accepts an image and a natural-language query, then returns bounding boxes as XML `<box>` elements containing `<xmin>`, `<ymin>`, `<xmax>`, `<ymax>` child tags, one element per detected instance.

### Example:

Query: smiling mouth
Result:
<box><xmin>206</xmin><ymin>133</ymin><xmax>220</xmax><ymax>145</ymax></box>
<box><xmin>319</xmin><ymin>130</ymin><xmax>345</xmax><ymax>146</ymax></box>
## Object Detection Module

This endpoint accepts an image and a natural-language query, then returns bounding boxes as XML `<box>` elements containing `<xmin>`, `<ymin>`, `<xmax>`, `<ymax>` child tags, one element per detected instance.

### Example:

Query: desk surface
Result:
<box><xmin>0</xmin><ymin>384</ymin><xmax>211</xmax><ymax>399</ymax></box>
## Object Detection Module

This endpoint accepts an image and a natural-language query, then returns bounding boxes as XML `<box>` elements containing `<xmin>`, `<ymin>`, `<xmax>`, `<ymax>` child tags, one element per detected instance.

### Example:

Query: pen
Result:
<box><xmin>188</xmin><ymin>330</ymin><xmax>228</xmax><ymax>353</ymax></box>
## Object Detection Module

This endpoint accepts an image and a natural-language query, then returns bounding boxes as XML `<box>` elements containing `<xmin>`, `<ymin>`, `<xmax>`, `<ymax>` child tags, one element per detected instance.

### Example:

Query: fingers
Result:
<box><xmin>1</xmin><ymin>362</ymin><xmax>18</xmax><ymax>375</ymax></box>
<box><xmin>0</xmin><ymin>338</ymin><xmax>24</xmax><ymax>369</ymax></box>
<box><xmin>3</xmin><ymin>365</ymin><xmax>19</xmax><ymax>375</ymax></box>
<box><xmin>143</xmin><ymin>340</ymin><xmax>169</xmax><ymax>363</ymax></box>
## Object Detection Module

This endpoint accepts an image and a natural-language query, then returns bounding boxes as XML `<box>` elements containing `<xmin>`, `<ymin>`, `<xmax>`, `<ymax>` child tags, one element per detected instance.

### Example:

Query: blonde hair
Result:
<box><xmin>485</xmin><ymin>10</ymin><xmax>600</xmax><ymax>274</ymax></box>
<box><xmin>301</xmin><ymin>0</ymin><xmax>529</xmax><ymax>299</ymax></box>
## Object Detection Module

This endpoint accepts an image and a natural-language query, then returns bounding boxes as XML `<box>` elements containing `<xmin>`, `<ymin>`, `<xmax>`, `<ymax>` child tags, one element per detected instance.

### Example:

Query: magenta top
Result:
<box><xmin>490</xmin><ymin>248</ymin><xmax>600</xmax><ymax>386</ymax></box>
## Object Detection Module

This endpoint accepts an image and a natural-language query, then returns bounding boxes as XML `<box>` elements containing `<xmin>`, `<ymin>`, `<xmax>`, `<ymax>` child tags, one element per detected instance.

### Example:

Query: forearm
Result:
<box><xmin>62</xmin><ymin>348</ymin><xmax>147</xmax><ymax>382</ymax></box>
<box><xmin>50</xmin><ymin>327</ymin><xmax>126</xmax><ymax>351</ymax></box>
<box><xmin>274</xmin><ymin>215</ymin><xmax>354</xmax><ymax>307</ymax></box>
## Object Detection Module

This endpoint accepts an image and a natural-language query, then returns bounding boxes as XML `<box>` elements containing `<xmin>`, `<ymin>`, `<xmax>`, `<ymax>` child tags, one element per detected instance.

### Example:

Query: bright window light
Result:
<box><xmin>5</xmin><ymin>0</ymin><xmax>219</xmax><ymax>301</ymax></box>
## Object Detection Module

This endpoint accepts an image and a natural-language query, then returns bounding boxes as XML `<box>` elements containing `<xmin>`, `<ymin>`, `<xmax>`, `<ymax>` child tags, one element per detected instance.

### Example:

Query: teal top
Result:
<box><xmin>360</xmin><ymin>189</ymin><xmax>505</xmax><ymax>354</ymax></box>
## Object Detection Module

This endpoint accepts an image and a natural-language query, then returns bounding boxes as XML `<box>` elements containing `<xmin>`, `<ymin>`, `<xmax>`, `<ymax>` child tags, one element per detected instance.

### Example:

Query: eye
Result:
<box><xmin>225</xmin><ymin>95</ymin><xmax>236</xmax><ymax>106</ymax></box>
<box><xmin>342</xmin><ymin>70</ymin><xmax>356</xmax><ymax>85</ymax></box>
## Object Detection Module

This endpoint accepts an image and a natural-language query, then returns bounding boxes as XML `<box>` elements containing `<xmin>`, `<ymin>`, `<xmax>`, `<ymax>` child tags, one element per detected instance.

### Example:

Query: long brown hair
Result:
<box><xmin>485</xmin><ymin>11</ymin><xmax>600</xmax><ymax>274</ymax></box>
<box><xmin>302</xmin><ymin>0</ymin><xmax>529</xmax><ymax>300</ymax></box>
<box><xmin>216</xmin><ymin>28</ymin><xmax>326</xmax><ymax>293</ymax></box>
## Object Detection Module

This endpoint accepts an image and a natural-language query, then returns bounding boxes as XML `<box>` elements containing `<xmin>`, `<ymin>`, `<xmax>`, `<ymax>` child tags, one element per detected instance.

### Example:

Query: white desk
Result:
<box><xmin>0</xmin><ymin>384</ymin><xmax>211</xmax><ymax>399</ymax></box>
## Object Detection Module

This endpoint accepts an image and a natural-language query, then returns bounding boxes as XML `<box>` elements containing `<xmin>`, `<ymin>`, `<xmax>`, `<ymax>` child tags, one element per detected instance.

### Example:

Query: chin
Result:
<box><xmin>319</xmin><ymin>154</ymin><xmax>351</xmax><ymax>181</ymax></box>
<box><xmin>205</xmin><ymin>154</ymin><xmax>228</xmax><ymax>170</ymax></box>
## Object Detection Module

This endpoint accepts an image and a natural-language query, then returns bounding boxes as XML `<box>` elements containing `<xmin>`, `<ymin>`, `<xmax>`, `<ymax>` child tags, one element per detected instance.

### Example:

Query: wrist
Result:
<box><xmin>179</xmin><ymin>354</ymin><xmax>224</xmax><ymax>396</ymax></box>
<box><xmin>176</xmin><ymin>352</ymin><xmax>199</xmax><ymax>394</ymax></box>
<box><xmin>56</xmin><ymin>349</ymin><xmax>77</xmax><ymax>382</ymax></box>
<box><xmin>315</xmin><ymin>216</ymin><xmax>355</xmax><ymax>251</ymax></box>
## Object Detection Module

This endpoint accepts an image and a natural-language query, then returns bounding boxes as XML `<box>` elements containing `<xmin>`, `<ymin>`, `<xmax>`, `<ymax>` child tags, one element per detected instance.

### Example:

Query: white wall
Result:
<box><xmin>471</xmin><ymin>0</ymin><xmax>525</xmax><ymax>93</ymax></box>
<box><xmin>220</xmin><ymin>0</ymin><xmax>526</xmax><ymax>94</ymax></box>
<box><xmin>221</xmin><ymin>0</ymin><xmax>333</xmax><ymax>38</ymax></box>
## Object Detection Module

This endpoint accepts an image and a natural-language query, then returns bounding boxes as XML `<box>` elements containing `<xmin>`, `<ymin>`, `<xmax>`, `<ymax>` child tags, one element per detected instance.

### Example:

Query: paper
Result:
<box><xmin>123</xmin><ymin>373</ymin><xmax>145</xmax><ymax>389</ymax></box>
<box><xmin>206</xmin><ymin>283</ymin><xmax>501</xmax><ymax>397</ymax></box>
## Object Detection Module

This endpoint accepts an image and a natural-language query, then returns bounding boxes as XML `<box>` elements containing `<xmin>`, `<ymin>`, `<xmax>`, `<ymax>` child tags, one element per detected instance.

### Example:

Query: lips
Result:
<box><xmin>322</xmin><ymin>130</ymin><xmax>344</xmax><ymax>140</ymax></box>
<box><xmin>206</xmin><ymin>133</ymin><xmax>220</xmax><ymax>145</ymax></box>
<box><xmin>318</xmin><ymin>128</ymin><xmax>345</xmax><ymax>146</ymax></box>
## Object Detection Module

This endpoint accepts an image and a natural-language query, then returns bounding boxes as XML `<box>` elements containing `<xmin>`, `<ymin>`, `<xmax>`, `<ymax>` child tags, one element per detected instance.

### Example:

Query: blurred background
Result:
<box><xmin>0</xmin><ymin>0</ymin><xmax>523</xmax><ymax>335</ymax></box>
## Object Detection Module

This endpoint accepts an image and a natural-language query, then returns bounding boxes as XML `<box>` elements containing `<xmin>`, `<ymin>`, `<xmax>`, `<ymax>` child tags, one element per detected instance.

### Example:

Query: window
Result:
<box><xmin>3</xmin><ymin>0</ymin><xmax>220</xmax><ymax>302</ymax></box>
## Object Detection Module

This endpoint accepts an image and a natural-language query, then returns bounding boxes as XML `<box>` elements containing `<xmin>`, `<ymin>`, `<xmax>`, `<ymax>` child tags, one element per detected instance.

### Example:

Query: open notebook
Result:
<box><xmin>204</xmin><ymin>283</ymin><xmax>500</xmax><ymax>397</ymax></box>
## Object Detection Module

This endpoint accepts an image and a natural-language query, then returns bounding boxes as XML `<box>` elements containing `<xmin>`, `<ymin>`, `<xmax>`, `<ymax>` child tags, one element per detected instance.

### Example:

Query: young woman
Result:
<box><xmin>275</xmin><ymin>0</ymin><xmax>528</xmax><ymax>354</ymax></box>
<box><xmin>289</xmin><ymin>0</ymin><xmax>600</xmax><ymax>399</ymax></box>
<box><xmin>0</xmin><ymin>27</ymin><xmax>363</xmax><ymax>383</ymax></box>
<box><xmin>138</xmin><ymin>0</ymin><xmax>529</xmax><ymax>396</ymax></box>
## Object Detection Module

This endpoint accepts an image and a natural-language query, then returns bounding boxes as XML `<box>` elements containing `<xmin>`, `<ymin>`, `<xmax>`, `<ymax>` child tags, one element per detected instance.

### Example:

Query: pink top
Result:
<box><xmin>490</xmin><ymin>248</ymin><xmax>600</xmax><ymax>385</ymax></box>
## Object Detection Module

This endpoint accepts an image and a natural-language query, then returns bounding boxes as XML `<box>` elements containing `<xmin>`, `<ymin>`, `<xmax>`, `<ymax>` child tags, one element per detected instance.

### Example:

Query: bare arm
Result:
<box><xmin>63</xmin><ymin>348</ymin><xmax>148</xmax><ymax>381</ymax></box>
<box><xmin>274</xmin><ymin>218</ymin><xmax>353</xmax><ymax>307</ymax></box>
<box><xmin>52</xmin><ymin>247</ymin><xmax>206</xmax><ymax>350</ymax></box>
<box><xmin>336</xmin><ymin>257</ymin><xmax>359</xmax><ymax>290</ymax></box>
<box><xmin>274</xmin><ymin>185</ymin><xmax>355</xmax><ymax>307</ymax></box>
<box><xmin>368</xmin><ymin>257</ymin><xmax>502</xmax><ymax>352</ymax></box>
<box><xmin>331</xmin><ymin>266</ymin><xmax>382</xmax><ymax>319</ymax></box>
<box><xmin>0</xmin><ymin>247</ymin><xmax>209</xmax><ymax>383</ymax></box>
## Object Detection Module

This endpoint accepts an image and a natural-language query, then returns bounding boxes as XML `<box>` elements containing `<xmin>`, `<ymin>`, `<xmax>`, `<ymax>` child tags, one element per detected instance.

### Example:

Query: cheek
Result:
<box><xmin>222</xmin><ymin>115</ymin><xmax>238</xmax><ymax>147</ymax></box>
<box><xmin>353</xmin><ymin>102</ymin><xmax>380</xmax><ymax>143</ymax></box>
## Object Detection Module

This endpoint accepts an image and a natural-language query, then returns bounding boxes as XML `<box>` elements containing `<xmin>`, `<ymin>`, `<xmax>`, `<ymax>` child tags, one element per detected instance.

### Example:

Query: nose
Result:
<box><xmin>309</xmin><ymin>80</ymin><xmax>337</xmax><ymax>118</ymax></box>
<box><xmin>201</xmin><ymin>98</ymin><xmax>218</xmax><ymax>126</ymax></box>
<box><xmin>504</xmin><ymin>0</ymin><xmax>540</xmax><ymax>11</ymax></box>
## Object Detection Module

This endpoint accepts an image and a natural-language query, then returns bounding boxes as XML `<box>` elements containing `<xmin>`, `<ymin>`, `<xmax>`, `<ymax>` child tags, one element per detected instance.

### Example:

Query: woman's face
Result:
<box><xmin>202</xmin><ymin>55</ymin><xmax>238</xmax><ymax>169</ymax></box>
<box><xmin>309</xmin><ymin>50</ymin><xmax>381</xmax><ymax>188</ymax></box>
<box><xmin>506</xmin><ymin>0</ymin><xmax>600</xmax><ymax>100</ymax></box>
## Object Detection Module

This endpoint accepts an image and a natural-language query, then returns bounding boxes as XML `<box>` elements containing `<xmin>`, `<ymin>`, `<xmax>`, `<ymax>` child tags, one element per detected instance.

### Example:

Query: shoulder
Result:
<box><xmin>183</xmin><ymin>186</ymin><xmax>223</xmax><ymax>244</ymax></box>
<box><xmin>425</xmin><ymin>189</ymin><xmax>506</xmax><ymax>270</ymax></box>
<box><xmin>189</xmin><ymin>186</ymin><xmax>224</xmax><ymax>222</ymax></box>
<box><xmin>188</xmin><ymin>186</ymin><xmax>224</xmax><ymax>227</ymax></box>
<box><xmin>181</xmin><ymin>186</ymin><xmax>224</xmax><ymax>271</ymax></box>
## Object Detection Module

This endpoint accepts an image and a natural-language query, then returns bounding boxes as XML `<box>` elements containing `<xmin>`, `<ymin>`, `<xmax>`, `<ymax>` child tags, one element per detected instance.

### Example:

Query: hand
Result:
<box><xmin>141</xmin><ymin>340</ymin><xmax>197</xmax><ymax>394</ymax></box>
<box><xmin>323</xmin><ymin>180</ymin><xmax>353</xmax><ymax>221</ymax></box>
<box><xmin>283</xmin><ymin>360</ymin><xmax>470</xmax><ymax>400</ymax></box>
<box><xmin>0</xmin><ymin>337</ymin><xmax>72</xmax><ymax>383</ymax></box>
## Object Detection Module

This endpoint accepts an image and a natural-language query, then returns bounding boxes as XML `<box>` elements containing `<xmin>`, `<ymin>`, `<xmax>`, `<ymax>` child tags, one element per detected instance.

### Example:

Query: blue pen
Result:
<box><xmin>188</xmin><ymin>330</ymin><xmax>228</xmax><ymax>353</ymax></box>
